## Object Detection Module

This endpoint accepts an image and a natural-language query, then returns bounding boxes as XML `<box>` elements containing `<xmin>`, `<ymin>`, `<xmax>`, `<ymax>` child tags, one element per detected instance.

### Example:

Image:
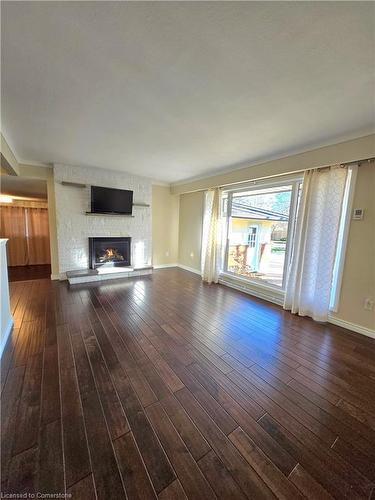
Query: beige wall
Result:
<box><xmin>152</xmin><ymin>185</ymin><xmax>179</xmax><ymax>266</ymax></box>
<box><xmin>178</xmin><ymin>190</ymin><xmax>204</xmax><ymax>271</ymax></box>
<box><xmin>171</xmin><ymin>134</ymin><xmax>375</xmax><ymax>194</ymax></box>
<box><xmin>0</xmin><ymin>199</ymin><xmax>48</xmax><ymax>209</ymax></box>
<box><xmin>1</xmin><ymin>134</ymin><xmax>20</xmax><ymax>175</ymax></box>
<box><xmin>46</xmin><ymin>169</ymin><xmax>59</xmax><ymax>278</ymax></box>
<box><xmin>332</xmin><ymin>162</ymin><xmax>375</xmax><ymax>330</ymax></box>
<box><xmin>176</xmin><ymin>161</ymin><xmax>375</xmax><ymax>332</ymax></box>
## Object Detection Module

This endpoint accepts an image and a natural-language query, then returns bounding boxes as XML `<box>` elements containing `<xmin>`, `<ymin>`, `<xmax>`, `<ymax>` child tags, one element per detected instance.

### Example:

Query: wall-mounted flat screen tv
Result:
<box><xmin>91</xmin><ymin>186</ymin><xmax>133</xmax><ymax>214</ymax></box>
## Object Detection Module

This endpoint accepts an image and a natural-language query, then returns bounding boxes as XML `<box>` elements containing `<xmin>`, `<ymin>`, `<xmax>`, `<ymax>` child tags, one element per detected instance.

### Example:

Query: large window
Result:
<box><xmin>222</xmin><ymin>177</ymin><xmax>302</xmax><ymax>288</ymax></box>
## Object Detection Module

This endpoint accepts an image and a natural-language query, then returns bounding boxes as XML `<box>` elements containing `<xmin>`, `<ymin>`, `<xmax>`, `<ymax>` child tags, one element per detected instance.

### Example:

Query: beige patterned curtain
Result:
<box><xmin>0</xmin><ymin>206</ymin><xmax>50</xmax><ymax>266</ymax></box>
<box><xmin>0</xmin><ymin>206</ymin><xmax>28</xmax><ymax>266</ymax></box>
<box><xmin>201</xmin><ymin>188</ymin><xmax>221</xmax><ymax>284</ymax></box>
<box><xmin>26</xmin><ymin>208</ymin><xmax>51</xmax><ymax>265</ymax></box>
<box><xmin>284</xmin><ymin>166</ymin><xmax>348</xmax><ymax>322</ymax></box>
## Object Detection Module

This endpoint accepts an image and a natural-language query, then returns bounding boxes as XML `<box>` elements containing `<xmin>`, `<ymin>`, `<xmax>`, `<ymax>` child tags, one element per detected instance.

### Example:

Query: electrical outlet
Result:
<box><xmin>165</xmin><ymin>250</ymin><xmax>169</xmax><ymax>257</ymax></box>
<box><xmin>364</xmin><ymin>298</ymin><xmax>374</xmax><ymax>311</ymax></box>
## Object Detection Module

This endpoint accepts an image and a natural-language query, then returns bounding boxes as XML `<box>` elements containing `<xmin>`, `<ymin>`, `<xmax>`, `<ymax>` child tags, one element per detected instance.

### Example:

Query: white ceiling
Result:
<box><xmin>2</xmin><ymin>2</ymin><xmax>374</xmax><ymax>183</ymax></box>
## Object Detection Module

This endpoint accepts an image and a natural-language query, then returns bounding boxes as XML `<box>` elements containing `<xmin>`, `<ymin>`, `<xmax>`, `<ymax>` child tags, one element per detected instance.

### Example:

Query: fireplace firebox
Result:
<box><xmin>89</xmin><ymin>237</ymin><xmax>131</xmax><ymax>269</ymax></box>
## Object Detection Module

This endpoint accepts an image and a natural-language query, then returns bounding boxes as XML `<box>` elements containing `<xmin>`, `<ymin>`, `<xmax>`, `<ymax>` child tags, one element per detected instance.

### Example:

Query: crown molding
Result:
<box><xmin>171</xmin><ymin>133</ymin><xmax>375</xmax><ymax>194</ymax></box>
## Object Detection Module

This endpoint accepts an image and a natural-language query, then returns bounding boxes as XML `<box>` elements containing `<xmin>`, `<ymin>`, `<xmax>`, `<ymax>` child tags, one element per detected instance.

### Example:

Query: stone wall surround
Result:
<box><xmin>54</xmin><ymin>164</ymin><xmax>152</xmax><ymax>277</ymax></box>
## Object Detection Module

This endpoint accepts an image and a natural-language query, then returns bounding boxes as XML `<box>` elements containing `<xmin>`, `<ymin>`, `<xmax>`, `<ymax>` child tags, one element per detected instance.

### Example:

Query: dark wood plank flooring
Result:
<box><xmin>8</xmin><ymin>264</ymin><xmax>51</xmax><ymax>282</ymax></box>
<box><xmin>1</xmin><ymin>268</ymin><xmax>375</xmax><ymax>499</ymax></box>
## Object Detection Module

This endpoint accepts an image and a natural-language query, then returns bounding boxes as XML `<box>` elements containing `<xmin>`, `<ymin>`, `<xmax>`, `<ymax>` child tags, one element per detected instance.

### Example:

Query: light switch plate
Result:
<box><xmin>352</xmin><ymin>208</ymin><xmax>364</xmax><ymax>220</ymax></box>
<box><xmin>364</xmin><ymin>298</ymin><xmax>374</xmax><ymax>311</ymax></box>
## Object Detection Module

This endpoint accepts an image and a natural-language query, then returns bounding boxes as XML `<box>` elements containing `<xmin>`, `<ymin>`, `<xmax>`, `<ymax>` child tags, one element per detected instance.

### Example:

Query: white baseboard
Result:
<box><xmin>220</xmin><ymin>276</ymin><xmax>374</xmax><ymax>339</ymax></box>
<box><xmin>50</xmin><ymin>274</ymin><xmax>61</xmax><ymax>280</ymax></box>
<box><xmin>0</xmin><ymin>318</ymin><xmax>14</xmax><ymax>358</ymax></box>
<box><xmin>153</xmin><ymin>263</ymin><xmax>178</xmax><ymax>269</ymax></box>
<box><xmin>328</xmin><ymin>315</ymin><xmax>375</xmax><ymax>339</ymax></box>
<box><xmin>177</xmin><ymin>264</ymin><xmax>201</xmax><ymax>275</ymax></box>
<box><xmin>219</xmin><ymin>277</ymin><xmax>284</xmax><ymax>306</ymax></box>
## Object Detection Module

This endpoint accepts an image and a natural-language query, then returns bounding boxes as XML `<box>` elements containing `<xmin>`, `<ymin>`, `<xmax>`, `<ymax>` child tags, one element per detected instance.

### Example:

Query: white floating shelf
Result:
<box><xmin>61</xmin><ymin>181</ymin><xmax>87</xmax><ymax>188</ymax></box>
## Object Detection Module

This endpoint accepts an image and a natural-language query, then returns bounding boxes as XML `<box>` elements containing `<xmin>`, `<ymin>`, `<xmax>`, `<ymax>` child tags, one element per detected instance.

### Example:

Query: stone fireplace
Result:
<box><xmin>89</xmin><ymin>237</ymin><xmax>131</xmax><ymax>269</ymax></box>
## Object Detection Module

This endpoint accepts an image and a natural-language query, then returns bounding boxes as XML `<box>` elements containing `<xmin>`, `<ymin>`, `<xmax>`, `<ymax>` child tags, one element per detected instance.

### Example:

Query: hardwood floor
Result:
<box><xmin>8</xmin><ymin>264</ymin><xmax>51</xmax><ymax>282</ymax></box>
<box><xmin>1</xmin><ymin>268</ymin><xmax>375</xmax><ymax>499</ymax></box>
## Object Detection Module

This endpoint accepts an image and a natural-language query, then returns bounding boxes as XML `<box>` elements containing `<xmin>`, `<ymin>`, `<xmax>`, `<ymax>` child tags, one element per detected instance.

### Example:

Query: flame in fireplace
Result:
<box><xmin>98</xmin><ymin>247</ymin><xmax>125</xmax><ymax>263</ymax></box>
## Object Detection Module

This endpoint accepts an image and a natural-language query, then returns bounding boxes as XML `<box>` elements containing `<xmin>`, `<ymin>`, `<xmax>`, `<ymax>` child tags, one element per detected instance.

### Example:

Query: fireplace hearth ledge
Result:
<box><xmin>66</xmin><ymin>265</ymin><xmax>153</xmax><ymax>285</ymax></box>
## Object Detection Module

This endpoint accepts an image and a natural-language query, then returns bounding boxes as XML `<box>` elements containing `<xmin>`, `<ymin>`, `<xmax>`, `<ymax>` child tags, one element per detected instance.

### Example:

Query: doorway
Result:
<box><xmin>0</xmin><ymin>177</ymin><xmax>51</xmax><ymax>281</ymax></box>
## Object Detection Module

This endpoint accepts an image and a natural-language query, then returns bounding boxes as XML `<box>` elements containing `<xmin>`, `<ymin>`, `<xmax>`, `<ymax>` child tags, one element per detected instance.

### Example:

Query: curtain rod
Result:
<box><xmin>341</xmin><ymin>156</ymin><xmax>375</xmax><ymax>167</ymax></box>
<box><xmin>211</xmin><ymin>156</ymin><xmax>375</xmax><ymax>191</ymax></box>
<box><xmin>312</xmin><ymin>157</ymin><xmax>374</xmax><ymax>172</ymax></box>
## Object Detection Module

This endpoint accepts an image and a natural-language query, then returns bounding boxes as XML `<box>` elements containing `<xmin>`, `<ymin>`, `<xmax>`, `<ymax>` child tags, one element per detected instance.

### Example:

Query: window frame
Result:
<box><xmin>221</xmin><ymin>174</ymin><xmax>303</xmax><ymax>291</ymax></box>
<box><xmin>329</xmin><ymin>164</ymin><xmax>358</xmax><ymax>312</ymax></box>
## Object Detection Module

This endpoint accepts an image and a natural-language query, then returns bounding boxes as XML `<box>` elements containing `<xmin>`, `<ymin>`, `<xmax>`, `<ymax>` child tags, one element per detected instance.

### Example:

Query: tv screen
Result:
<box><xmin>91</xmin><ymin>186</ymin><xmax>133</xmax><ymax>214</ymax></box>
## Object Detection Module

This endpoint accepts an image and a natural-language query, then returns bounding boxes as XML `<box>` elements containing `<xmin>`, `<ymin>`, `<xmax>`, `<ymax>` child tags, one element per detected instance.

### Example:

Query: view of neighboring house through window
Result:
<box><xmin>222</xmin><ymin>177</ymin><xmax>302</xmax><ymax>288</ymax></box>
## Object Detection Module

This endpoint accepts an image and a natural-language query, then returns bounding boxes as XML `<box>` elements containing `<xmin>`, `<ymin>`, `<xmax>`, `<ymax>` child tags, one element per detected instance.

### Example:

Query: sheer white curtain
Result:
<box><xmin>201</xmin><ymin>188</ymin><xmax>221</xmax><ymax>284</ymax></box>
<box><xmin>284</xmin><ymin>166</ymin><xmax>348</xmax><ymax>322</ymax></box>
